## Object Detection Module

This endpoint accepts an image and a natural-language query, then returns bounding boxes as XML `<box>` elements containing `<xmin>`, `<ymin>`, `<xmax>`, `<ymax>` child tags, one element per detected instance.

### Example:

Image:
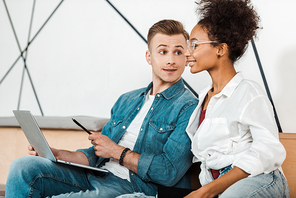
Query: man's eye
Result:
<box><xmin>160</xmin><ymin>51</ymin><xmax>167</xmax><ymax>55</ymax></box>
<box><xmin>175</xmin><ymin>51</ymin><xmax>182</xmax><ymax>55</ymax></box>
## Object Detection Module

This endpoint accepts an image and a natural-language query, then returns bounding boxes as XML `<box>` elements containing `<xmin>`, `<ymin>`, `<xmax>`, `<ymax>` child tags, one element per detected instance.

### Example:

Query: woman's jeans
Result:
<box><xmin>220</xmin><ymin>168</ymin><xmax>290</xmax><ymax>198</ymax></box>
<box><xmin>5</xmin><ymin>156</ymin><xmax>134</xmax><ymax>197</ymax></box>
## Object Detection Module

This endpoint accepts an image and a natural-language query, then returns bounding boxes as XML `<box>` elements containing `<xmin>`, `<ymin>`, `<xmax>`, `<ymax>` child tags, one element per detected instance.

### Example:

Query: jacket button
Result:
<box><xmin>123</xmin><ymin>126</ymin><xmax>126</xmax><ymax>129</ymax></box>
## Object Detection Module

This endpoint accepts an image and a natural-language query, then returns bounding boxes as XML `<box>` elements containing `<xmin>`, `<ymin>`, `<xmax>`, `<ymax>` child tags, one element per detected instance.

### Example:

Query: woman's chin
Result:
<box><xmin>190</xmin><ymin>67</ymin><xmax>201</xmax><ymax>74</ymax></box>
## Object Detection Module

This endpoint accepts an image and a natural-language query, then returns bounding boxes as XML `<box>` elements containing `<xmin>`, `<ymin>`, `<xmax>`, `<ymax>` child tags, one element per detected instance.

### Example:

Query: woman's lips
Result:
<box><xmin>186</xmin><ymin>61</ymin><xmax>195</xmax><ymax>67</ymax></box>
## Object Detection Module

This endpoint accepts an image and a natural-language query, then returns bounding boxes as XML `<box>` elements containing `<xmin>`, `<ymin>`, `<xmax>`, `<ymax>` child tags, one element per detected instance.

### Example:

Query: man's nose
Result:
<box><xmin>167</xmin><ymin>53</ymin><xmax>175</xmax><ymax>65</ymax></box>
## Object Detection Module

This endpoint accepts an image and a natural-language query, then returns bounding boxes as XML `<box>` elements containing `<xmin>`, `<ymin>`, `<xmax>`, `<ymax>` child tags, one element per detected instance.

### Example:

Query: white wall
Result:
<box><xmin>1</xmin><ymin>0</ymin><xmax>295</xmax><ymax>132</ymax></box>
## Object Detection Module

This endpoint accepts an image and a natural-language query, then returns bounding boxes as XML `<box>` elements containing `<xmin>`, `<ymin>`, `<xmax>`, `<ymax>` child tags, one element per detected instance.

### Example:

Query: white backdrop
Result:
<box><xmin>0</xmin><ymin>0</ymin><xmax>295</xmax><ymax>132</ymax></box>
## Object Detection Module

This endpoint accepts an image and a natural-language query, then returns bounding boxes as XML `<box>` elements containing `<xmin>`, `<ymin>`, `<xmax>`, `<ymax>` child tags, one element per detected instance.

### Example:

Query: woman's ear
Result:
<box><xmin>216</xmin><ymin>43</ymin><xmax>228</xmax><ymax>58</ymax></box>
<box><xmin>145</xmin><ymin>50</ymin><xmax>152</xmax><ymax>65</ymax></box>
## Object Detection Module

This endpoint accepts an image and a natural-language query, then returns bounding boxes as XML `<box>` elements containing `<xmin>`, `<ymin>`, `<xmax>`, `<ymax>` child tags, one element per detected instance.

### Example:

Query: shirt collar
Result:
<box><xmin>200</xmin><ymin>73</ymin><xmax>243</xmax><ymax>98</ymax></box>
<box><xmin>198</xmin><ymin>72</ymin><xmax>244</xmax><ymax>100</ymax></box>
<box><xmin>219</xmin><ymin>72</ymin><xmax>244</xmax><ymax>98</ymax></box>
<box><xmin>142</xmin><ymin>78</ymin><xmax>185</xmax><ymax>100</ymax></box>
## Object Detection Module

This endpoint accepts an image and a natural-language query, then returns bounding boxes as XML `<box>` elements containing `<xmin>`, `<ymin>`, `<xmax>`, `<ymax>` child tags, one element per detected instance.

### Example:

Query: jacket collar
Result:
<box><xmin>142</xmin><ymin>78</ymin><xmax>185</xmax><ymax>100</ymax></box>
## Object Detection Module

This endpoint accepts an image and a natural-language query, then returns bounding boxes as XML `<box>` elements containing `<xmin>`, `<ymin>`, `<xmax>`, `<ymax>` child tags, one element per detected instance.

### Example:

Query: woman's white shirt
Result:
<box><xmin>186</xmin><ymin>73</ymin><xmax>286</xmax><ymax>186</ymax></box>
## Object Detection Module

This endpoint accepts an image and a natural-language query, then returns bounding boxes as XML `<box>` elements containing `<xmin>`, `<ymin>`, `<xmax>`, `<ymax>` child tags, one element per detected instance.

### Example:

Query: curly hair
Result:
<box><xmin>195</xmin><ymin>0</ymin><xmax>260</xmax><ymax>62</ymax></box>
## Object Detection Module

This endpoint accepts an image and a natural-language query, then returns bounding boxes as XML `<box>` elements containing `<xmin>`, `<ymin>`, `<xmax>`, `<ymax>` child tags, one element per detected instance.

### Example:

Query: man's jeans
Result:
<box><xmin>5</xmin><ymin>156</ymin><xmax>134</xmax><ymax>197</ymax></box>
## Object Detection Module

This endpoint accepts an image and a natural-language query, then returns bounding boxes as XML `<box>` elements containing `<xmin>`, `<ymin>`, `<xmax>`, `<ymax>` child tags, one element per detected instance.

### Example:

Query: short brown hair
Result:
<box><xmin>147</xmin><ymin>19</ymin><xmax>189</xmax><ymax>49</ymax></box>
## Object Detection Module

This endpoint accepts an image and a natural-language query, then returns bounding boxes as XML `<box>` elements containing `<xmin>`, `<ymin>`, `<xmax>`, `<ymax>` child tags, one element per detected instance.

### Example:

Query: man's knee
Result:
<box><xmin>8</xmin><ymin>156</ymin><xmax>50</xmax><ymax>180</ymax></box>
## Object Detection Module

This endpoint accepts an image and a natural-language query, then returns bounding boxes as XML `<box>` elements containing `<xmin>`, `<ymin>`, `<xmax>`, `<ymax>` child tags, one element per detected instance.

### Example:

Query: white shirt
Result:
<box><xmin>186</xmin><ymin>73</ymin><xmax>286</xmax><ymax>186</ymax></box>
<box><xmin>101</xmin><ymin>91</ymin><xmax>155</xmax><ymax>181</ymax></box>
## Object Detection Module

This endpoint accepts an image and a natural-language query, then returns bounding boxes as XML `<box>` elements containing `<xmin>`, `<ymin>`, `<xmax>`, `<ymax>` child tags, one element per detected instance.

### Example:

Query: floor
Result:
<box><xmin>0</xmin><ymin>184</ymin><xmax>5</xmax><ymax>197</ymax></box>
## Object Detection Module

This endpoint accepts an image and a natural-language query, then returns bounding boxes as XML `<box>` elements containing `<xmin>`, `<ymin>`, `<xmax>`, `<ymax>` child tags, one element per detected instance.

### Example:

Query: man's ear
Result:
<box><xmin>216</xmin><ymin>43</ymin><xmax>228</xmax><ymax>58</ymax></box>
<box><xmin>145</xmin><ymin>50</ymin><xmax>152</xmax><ymax>65</ymax></box>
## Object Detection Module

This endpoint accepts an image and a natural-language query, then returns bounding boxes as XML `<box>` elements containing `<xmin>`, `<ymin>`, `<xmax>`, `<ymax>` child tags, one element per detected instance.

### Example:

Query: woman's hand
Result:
<box><xmin>185</xmin><ymin>185</ymin><xmax>212</xmax><ymax>198</ymax></box>
<box><xmin>185</xmin><ymin>166</ymin><xmax>250</xmax><ymax>198</ymax></box>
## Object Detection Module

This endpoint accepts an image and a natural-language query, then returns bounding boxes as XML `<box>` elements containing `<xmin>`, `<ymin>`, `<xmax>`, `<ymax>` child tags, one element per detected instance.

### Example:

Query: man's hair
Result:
<box><xmin>147</xmin><ymin>19</ymin><xmax>189</xmax><ymax>49</ymax></box>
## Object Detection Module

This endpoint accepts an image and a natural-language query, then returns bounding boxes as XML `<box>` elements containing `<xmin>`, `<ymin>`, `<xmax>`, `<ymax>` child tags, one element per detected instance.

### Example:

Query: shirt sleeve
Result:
<box><xmin>233</xmin><ymin>95</ymin><xmax>286</xmax><ymax>176</ymax></box>
<box><xmin>137</xmin><ymin>103</ymin><xmax>196</xmax><ymax>186</ymax></box>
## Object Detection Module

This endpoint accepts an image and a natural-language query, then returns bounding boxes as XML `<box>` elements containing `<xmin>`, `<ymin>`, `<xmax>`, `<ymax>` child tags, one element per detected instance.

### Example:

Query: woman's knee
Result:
<box><xmin>220</xmin><ymin>170</ymin><xmax>289</xmax><ymax>198</ymax></box>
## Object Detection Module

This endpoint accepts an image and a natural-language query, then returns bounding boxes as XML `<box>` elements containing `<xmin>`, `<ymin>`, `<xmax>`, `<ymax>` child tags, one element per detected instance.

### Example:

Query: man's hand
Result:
<box><xmin>28</xmin><ymin>145</ymin><xmax>59</xmax><ymax>157</ymax></box>
<box><xmin>28</xmin><ymin>145</ymin><xmax>89</xmax><ymax>166</ymax></box>
<box><xmin>28</xmin><ymin>145</ymin><xmax>38</xmax><ymax>156</ymax></box>
<box><xmin>88</xmin><ymin>132</ymin><xmax>124</xmax><ymax>160</ymax></box>
<box><xmin>88</xmin><ymin>132</ymin><xmax>140</xmax><ymax>173</ymax></box>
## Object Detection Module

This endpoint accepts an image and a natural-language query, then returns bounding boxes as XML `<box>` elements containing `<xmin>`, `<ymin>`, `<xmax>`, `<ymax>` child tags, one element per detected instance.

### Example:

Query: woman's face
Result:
<box><xmin>185</xmin><ymin>24</ymin><xmax>218</xmax><ymax>74</ymax></box>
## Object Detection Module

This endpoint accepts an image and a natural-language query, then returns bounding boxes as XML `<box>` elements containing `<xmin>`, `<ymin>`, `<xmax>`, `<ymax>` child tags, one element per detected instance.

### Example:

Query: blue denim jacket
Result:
<box><xmin>78</xmin><ymin>79</ymin><xmax>198</xmax><ymax>196</ymax></box>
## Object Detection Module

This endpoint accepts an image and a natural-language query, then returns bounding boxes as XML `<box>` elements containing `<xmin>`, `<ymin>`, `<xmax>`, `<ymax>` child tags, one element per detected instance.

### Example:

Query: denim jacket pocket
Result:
<box><xmin>146</xmin><ymin>120</ymin><xmax>176</xmax><ymax>154</ymax></box>
<box><xmin>110</xmin><ymin>117</ymin><xmax>124</xmax><ymax>131</ymax></box>
<box><xmin>111</xmin><ymin>117</ymin><xmax>124</xmax><ymax>126</ymax></box>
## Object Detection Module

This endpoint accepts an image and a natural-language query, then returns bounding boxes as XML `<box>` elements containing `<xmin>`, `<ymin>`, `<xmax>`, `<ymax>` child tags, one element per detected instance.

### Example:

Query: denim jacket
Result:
<box><xmin>78</xmin><ymin>79</ymin><xmax>198</xmax><ymax>196</ymax></box>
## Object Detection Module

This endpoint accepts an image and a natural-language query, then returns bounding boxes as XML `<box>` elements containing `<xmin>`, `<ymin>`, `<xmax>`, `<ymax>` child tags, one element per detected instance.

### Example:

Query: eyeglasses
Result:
<box><xmin>187</xmin><ymin>39</ymin><xmax>219</xmax><ymax>54</ymax></box>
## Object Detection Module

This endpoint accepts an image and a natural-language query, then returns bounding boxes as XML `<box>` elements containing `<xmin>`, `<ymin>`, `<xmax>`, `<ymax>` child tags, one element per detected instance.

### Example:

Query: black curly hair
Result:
<box><xmin>195</xmin><ymin>0</ymin><xmax>260</xmax><ymax>62</ymax></box>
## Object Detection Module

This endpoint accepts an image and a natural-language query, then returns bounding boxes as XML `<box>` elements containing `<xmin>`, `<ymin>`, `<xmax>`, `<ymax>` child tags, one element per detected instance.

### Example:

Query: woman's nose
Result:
<box><xmin>185</xmin><ymin>48</ymin><xmax>191</xmax><ymax>57</ymax></box>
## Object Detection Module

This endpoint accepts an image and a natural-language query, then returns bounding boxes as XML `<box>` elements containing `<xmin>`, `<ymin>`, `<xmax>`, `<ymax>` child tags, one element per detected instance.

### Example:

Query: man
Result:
<box><xmin>5</xmin><ymin>19</ymin><xmax>198</xmax><ymax>197</ymax></box>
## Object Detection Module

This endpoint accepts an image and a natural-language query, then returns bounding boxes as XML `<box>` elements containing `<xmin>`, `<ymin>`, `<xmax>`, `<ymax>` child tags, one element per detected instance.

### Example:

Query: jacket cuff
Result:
<box><xmin>137</xmin><ymin>152</ymin><xmax>155</xmax><ymax>181</ymax></box>
<box><xmin>77</xmin><ymin>146</ymin><xmax>97</xmax><ymax>167</ymax></box>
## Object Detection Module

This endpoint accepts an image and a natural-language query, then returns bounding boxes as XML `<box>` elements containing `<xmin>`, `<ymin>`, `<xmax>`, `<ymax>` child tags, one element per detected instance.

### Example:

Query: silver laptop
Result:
<box><xmin>13</xmin><ymin>110</ymin><xmax>108</xmax><ymax>173</ymax></box>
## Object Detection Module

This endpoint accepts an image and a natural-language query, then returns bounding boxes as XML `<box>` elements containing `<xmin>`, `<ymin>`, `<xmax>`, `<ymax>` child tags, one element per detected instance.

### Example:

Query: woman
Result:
<box><xmin>184</xmin><ymin>0</ymin><xmax>290</xmax><ymax>197</ymax></box>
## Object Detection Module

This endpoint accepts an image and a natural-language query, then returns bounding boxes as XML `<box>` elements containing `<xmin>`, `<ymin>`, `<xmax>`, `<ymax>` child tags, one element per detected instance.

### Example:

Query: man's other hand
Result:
<box><xmin>88</xmin><ymin>133</ymin><xmax>124</xmax><ymax>160</ymax></box>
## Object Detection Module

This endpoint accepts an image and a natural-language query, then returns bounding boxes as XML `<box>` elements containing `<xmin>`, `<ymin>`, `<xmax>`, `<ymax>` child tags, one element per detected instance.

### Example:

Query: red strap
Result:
<box><xmin>198</xmin><ymin>109</ymin><xmax>206</xmax><ymax>127</ymax></box>
<box><xmin>211</xmin><ymin>169</ymin><xmax>220</xmax><ymax>179</ymax></box>
<box><xmin>198</xmin><ymin>107</ymin><xmax>220</xmax><ymax>180</ymax></box>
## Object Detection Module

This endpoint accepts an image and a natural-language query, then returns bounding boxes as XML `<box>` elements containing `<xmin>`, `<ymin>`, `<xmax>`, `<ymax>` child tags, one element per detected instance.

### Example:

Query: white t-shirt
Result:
<box><xmin>101</xmin><ymin>91</ymin><xmax>155</xmax><ymax>181</ymax></box>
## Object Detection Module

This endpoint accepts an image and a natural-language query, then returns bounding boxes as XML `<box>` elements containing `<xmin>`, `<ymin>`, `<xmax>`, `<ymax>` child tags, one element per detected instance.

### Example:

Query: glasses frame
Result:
<box><xmin>187</xmin><ymin>40</ymin><xmax>219</xmax><ymax>54</ymax></box>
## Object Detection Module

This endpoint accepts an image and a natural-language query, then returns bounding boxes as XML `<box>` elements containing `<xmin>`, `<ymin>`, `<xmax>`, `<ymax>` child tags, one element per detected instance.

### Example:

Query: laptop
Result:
<box><xmin>13</xmin><ymin>110</ymin><xmax>108</xmax><ymax>173</ymax></box>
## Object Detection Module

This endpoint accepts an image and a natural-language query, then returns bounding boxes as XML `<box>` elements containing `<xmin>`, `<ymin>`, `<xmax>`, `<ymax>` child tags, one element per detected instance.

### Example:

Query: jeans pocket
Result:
<box><xmin>91</xmin><ymin>170</ymin><xmax>110</xmax><ymax>179</ymax></box>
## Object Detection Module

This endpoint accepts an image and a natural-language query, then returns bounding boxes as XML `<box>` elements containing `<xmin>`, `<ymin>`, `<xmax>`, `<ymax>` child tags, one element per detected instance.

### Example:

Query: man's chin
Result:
<box><xmin>161</xmin><ymin>77</ymin><xmax>181</xmax><ymax>84</ymax></box>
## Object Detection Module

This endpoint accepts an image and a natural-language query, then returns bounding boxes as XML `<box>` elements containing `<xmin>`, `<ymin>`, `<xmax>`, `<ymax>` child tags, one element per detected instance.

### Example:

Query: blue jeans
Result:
<box><xmin>220</xmin><ymin>169</ymin><xmax>290</xmax><ymax>198</ymax></box>
<box><xmin>5</xmin><ymin>156</ymin><xmax>134</xmax><ymax>197</ymax></box>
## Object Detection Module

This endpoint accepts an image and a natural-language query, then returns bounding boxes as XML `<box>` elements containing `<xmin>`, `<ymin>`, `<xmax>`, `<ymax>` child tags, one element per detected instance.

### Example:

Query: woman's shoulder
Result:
<box><xmin>237</xmin><ymin>79</ymin><xmax>266</xmax><ymax>97</ymax></box>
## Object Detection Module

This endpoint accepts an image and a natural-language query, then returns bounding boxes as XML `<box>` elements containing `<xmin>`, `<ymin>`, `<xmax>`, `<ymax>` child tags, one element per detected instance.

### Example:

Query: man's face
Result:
<box><xmin>146</xmin><ymin>33</ymin><xmax>187</xmax><ymax>88</ymax></box>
